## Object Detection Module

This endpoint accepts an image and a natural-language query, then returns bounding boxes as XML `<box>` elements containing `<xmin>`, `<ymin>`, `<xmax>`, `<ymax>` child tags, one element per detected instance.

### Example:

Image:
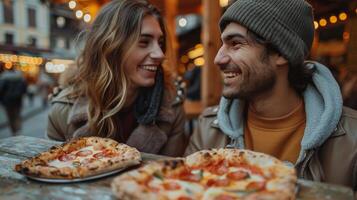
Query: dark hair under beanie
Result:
<box><xmin>220</xmin><ymin>0</ymin><xmax>315</xmax><ymax>67</ymax></box>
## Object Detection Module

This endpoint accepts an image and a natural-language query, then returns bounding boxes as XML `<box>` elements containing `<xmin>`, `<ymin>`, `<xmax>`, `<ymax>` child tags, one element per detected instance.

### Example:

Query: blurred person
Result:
<box><xmin>38</xmin><ymin>69</ymin><xmax>54</xmax><ymax>108</ymax></box>
<box><xmin>47</xmin><ymin>0</ymin><xmax>187</xmax><ymax>157</ymax></box>
<box><xmin>185</xmin><ymin>0</ymin><xmax>357</xmax><ymax>189</ymax></box>
<box><xmin>26</xmin><ymin>83</ymin><xmax>37</xmax><ymax>106</ymax></box>
<box><xmin>0</xmin><ymin>65</ymin><xmax>27</xmax><ymax>135</ymax></box>
<box><xmin>48</xmin><ymin>63</ymin><xmax>79</xmax><ymax>101</ymax></box>
<box><xmin>183</xmin><ymin>66</ymin><xmax>201</xmax><ymax>101</ymax></box>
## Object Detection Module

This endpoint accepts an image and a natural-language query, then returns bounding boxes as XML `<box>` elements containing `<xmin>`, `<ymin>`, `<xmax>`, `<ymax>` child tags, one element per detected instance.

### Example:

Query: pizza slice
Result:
<box><xmin>15</xmin><ymin>137</ymin><xmax>141</xmax><ymax>179</ymax></box>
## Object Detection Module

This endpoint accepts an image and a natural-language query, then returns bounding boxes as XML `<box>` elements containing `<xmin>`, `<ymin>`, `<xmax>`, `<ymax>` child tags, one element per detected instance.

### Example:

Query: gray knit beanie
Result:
<box><xmin>220</xmin><ymin>0</ymin><xmax>315</xmax><ymax>67</ymax></box>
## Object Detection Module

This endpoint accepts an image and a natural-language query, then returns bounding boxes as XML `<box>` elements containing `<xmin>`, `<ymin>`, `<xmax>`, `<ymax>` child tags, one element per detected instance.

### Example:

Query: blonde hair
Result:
<box><xmin>74</xmin><ymin>0</ymin><xmax>173</xmax><ymax>138</ymax></box>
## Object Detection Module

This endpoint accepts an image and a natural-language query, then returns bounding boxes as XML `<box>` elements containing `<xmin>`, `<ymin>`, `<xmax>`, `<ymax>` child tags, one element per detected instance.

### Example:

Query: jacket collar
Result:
<box><xmin>331</xmin><ymin>118</ymin><xmax>346</xmax><ymax>137</ymax></box>
<box><xmin>67</xmin><ymin>87</ymin><xmax>177</xmax><ymax>126</ymax></box>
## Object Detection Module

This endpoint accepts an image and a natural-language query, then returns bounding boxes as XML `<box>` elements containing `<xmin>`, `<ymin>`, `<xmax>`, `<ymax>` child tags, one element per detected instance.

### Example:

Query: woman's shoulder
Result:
<box><xmin>50</xmin><ymin>86</ymin><xmax>77</xmax><ymax>105</ymax></box>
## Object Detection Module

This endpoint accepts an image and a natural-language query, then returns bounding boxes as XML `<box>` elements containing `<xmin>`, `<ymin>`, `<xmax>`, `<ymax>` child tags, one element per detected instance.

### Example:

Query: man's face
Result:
<box><xmin>214</xmin><ymin>23</ymin><xmax>277</xmax><ymax>100</ymax></box>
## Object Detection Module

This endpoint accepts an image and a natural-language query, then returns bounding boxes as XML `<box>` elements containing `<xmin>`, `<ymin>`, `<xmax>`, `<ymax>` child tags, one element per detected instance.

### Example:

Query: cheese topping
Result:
<box><xmin>48</xmin><ymin>146</ymin><xmax>110</xmax><ymax>168</ymax></box>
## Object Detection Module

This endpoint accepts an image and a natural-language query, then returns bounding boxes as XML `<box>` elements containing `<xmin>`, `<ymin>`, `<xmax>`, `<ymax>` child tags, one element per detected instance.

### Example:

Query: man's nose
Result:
<box><xmin>214</xmin><ymin>47</ymin><xmax>230</xmax><ymax>69</ymax></box>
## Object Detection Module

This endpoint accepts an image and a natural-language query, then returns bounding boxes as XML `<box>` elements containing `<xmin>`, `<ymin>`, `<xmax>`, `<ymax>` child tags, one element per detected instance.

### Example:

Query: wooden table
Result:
<box><xmin>0</xmin><ymin>136</ymin><xmax>354</xmax><ymax>200</ymax></box>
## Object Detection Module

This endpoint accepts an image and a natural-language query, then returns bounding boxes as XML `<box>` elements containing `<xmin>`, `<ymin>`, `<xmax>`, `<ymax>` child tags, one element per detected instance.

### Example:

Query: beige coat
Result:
<box><xmin>47</xmin><ymin>87</ymin><xmax>188</xmax><ymax>157</ymax></box>
<box><xmin>185</xmin><ymin>106</ymin><xmax>357</xmax><ymax>190</ymax></box>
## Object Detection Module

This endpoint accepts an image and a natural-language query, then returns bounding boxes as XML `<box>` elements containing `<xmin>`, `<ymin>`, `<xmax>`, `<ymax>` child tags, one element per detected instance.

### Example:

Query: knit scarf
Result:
<box><xmin>134</xmin><ymin>67</ymin><xmax>164</xmax><ymax>124</ymax></box>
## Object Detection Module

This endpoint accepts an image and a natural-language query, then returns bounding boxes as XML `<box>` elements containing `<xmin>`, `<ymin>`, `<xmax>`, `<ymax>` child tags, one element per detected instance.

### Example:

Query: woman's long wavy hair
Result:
<box><xmin>74</xmin><ymin>0</ymin><xmax>174</xmax><ymax>138</ymax></box>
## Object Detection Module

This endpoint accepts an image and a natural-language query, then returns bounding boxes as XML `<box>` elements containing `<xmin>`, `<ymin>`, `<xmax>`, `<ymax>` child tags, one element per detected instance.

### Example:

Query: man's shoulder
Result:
<box><xmin>337</xmin><ymin>107</ymin><xmax>357</xmax><ymax>139</ymax></box>
<box><xmin>201</xmin><ymin>105</ymin><xmax>219</xmax><ymax>117</ymax></box>
<box><xmin>198</xmin><ymin>105</ymin><xmax>220</xmax><ymax>129</ymax></box>
<box><xmin>341</xmin><ymin>106</ymin><xmax>357</xmax><ymax>120</ymax></box>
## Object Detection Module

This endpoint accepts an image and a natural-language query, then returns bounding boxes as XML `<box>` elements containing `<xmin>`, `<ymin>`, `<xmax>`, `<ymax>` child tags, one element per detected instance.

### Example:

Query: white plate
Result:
<box><xmin>24</xmin><ymin>167</ymin><xmax>126</xmax><ymax>183</ymax></box>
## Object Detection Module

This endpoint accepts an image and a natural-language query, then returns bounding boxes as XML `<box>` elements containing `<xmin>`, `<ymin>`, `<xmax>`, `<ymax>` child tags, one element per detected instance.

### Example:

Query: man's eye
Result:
<box><xmin>231</xmin><ymin>41</ymin><xmax>242</xmax><ymax>46</ymax></box>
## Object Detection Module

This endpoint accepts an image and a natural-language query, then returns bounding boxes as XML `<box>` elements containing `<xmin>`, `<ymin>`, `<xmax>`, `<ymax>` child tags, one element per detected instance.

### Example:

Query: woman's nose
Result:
<box><xmin>150</xmin><ymin>44</ymin><xmax>165</xmax><ymax>60</ymax></box>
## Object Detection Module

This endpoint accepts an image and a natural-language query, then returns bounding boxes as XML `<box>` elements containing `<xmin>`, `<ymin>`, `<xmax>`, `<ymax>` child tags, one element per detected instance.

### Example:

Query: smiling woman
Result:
<box><xmin>46</xmin><ymin>0</ymin><xmax>188</xmax><ymax>157</ymax></box>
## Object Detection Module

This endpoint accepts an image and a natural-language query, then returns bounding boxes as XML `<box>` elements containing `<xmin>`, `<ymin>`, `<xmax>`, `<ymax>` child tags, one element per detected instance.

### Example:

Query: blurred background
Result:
<box><xmin>0</xmin><ymin>0</ymin><xmax>356</xmax><ymax>138</ymax></box>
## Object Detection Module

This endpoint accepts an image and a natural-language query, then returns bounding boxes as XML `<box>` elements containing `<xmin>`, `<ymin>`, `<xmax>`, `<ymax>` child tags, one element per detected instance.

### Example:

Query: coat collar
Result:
<box><xmin>67</xmin><ymin>87</ymin><xmax>177</xmax><ymax>126</ymax></box>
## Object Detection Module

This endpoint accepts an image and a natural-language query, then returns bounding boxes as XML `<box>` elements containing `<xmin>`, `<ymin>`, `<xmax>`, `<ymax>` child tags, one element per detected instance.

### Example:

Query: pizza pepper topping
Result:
<box><xmin>75</xmin><ymin>150</ymin><xmax>93</xmax><ymax>157</ymax></box>
<box><xmin>246</xmin><ymin>181</ymin><xmax>266</xmax><ymax>191</ymax></box>
<box><xmin>162</xmin><ymin>182</ymin><xmax>181</xmax><ymax>190</ymax></box>
<box><xmin>58</xmin><ymin>154</ymin><xmax>76</xmax><ymax>162</ymax></box>
<box><xmin>206</xmin><ymin>178</ymin><xmax>230</xmax><ymax>187</ymax></box>
<box><xmin>226</xmin><ymin>171</ymin><xmax>250</xmax><ymax>180</ymax></box>
<box><xmin>177</xmin><ymin>196</ymin><xmax>193</xmax><ymax>200</ymax></box>
<box><xmin>214</xmin><ymin>194</ymin><xmax>237</xmax><ymax>200</ymax></box>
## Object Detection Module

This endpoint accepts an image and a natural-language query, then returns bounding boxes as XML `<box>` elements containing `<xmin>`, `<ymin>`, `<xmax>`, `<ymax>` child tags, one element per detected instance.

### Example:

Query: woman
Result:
<box><xmin>47</xmin><ymin>0</ymin><xmax>187</xmax><ymax>156</ymax></box>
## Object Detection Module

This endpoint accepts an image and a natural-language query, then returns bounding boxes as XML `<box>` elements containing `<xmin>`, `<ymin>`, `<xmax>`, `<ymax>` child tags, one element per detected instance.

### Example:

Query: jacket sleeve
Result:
<box><xmin>46</xmin><ymin>102</ymin><xmax>71</xmax><ymax>141</ymax></box>
<box><xmin>160</xmin><ymin>105</ymin><xmax>188</xmax><ymax>157</ymax></box>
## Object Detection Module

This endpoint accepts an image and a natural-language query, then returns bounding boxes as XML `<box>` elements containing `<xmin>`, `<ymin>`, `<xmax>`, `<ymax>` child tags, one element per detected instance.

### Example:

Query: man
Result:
<box><xmin>0</xmin><ymin>65</ymin><xmax>27</xmax><ymax>135</ymax></box>
<box><xmin>185</xmin><ymin>0</ymin><xmax>357</xmax><ymax>190</ymax></box>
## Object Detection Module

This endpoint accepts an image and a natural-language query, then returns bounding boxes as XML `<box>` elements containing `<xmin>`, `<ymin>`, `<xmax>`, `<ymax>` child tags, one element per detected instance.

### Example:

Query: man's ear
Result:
<box><xmin>276</xmin><ymin>54</ymin><xmax>288</xmax><ymax>66</ymax></box>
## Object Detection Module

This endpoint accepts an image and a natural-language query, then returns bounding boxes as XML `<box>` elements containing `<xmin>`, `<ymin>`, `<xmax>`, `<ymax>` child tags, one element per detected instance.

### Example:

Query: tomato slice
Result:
<box><xmin>93</xmin><ymin>152</ymin><xmax>106</xmax><ymax>159</ymax></box>
<box><xmin>162</xmin><ymin>182</ymin><xmax>181</xmax><ymax>190</ymax></box>
<box><xmin>179</xmin><ymin>172</ymin><xmax>202</xmax><ymax>182</ymax></box>
<box><xmin>206</xmin><ymin>178</ymin><xmax>230</xmax><ymax>187</ymax></box>
<box><xmin>75</xmin><ymin>150</ymin><xmax>93</xmax><ymax>157</ymax></box>
<box><xmin>214</xmin><ymin>194</ymin><xmax>236</xmax><ymax>200</ymax></box>
<box><xmin>177</xmin><ymin>197</ymin><xmax>193</xmax><ymax>200</ymax></box>
<box><xmin>246</xmin><ymin>181</ymin><xmax>265</xmax><ymax>191</ymax></box>
<box><xmin>58</xmin><ymin>154</ymin><xmax>76</xmax><ymax>162</ymax></box>
<box><xmin>211</xmin><ymin>164</ymin><xmax>229</xmax><ymax>175</ymax></box>
<box><xmin>226</xmin><ymin>170</ymin><xmax>249</xmax><ymax>180</ymax></box>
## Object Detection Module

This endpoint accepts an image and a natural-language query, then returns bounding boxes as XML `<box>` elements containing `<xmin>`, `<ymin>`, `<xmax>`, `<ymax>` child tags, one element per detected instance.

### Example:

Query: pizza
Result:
<box><xmin>111</xmin><ymin>149</ymin><xmax>296</xmax><ymax>200</ymax></box>
<box><xmin>15</xmin><ymin>137</ymin><xmax>141</xmax><ymax>179</ymax></box>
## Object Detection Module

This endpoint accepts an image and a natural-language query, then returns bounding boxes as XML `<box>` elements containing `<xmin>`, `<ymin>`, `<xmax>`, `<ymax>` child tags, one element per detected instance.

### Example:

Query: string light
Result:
<box><xmin>219</xmin><ymin>0</ymin><xmax>229</xmax><ymax>7</ymax></box>
<box><xmin>329</xmin><ymin>15</ymin><xmax>337</xmax><ymax>24</ymax></box>
<box><xmin>83</xmin><ymin>14</ymin><xmax>91</xmax><ymax>23</ymax></box>
<box><xmin>314</xmin><ymin>21</ymin><xmax>319</xmax><ymax>30</ymax></box>
<box><xmin>194</xmin><ymin>57</ymin><xmax>205</xmax><ymax>66</ymax></box>
<box><xmin>75</xmin><ymin>10</ymin><xmax>83</xmax><ymax>19</ymax></box>
<box><xmin>339</xmin><ymin>12</ymin><xmax>347</xmax><ymax>21</ymax></box>
<box><xmin>343</xmin><ymin>32</ymin><xmax>350</xmax><ymax>41</ymax></box>
<box><xmin>319</xmin><ymin>18</ymin><xmax>327</xmax><ymax>27</ymax></box>
<box><xmin>68</xmin><ymin>1</ymin><xmax>76</xmax><ymax>9</ymax></box>
<box><xmin>178</xmin><ymin>18</ymin><xmax>187</xmax><ymax>27</ymax></box>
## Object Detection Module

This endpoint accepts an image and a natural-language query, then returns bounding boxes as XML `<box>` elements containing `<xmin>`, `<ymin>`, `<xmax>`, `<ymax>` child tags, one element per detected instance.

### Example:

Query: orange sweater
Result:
<box><xmin>244</xmin><ymin>102</ymin><xmax>306</xmax><ymax>163</ymax></box>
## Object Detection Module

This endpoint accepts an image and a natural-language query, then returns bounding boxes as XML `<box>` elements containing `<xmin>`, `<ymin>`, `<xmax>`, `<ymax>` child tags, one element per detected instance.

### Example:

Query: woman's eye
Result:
<box><xmin>139</xmin><ymin>40</ymin><xmax>150</xmax><ymax>47</ymax></box>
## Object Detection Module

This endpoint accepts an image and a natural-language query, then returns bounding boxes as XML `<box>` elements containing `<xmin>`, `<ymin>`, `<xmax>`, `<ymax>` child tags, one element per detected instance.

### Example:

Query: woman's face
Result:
<box><xmin>124</xmin><ymin>15</ymin><xmax>165</xmax><ymax>89</ymax></box>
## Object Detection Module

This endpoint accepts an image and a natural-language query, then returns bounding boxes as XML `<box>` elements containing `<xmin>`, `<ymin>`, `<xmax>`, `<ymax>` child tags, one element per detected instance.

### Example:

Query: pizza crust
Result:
<box><xmin>15</xmin><ymin>137</ymin><xmax>141</xmax><ymax>179</ymax></box>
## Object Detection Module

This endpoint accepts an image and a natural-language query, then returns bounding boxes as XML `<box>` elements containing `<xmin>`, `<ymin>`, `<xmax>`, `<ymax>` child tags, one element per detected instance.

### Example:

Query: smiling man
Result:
<box><xmin>185</xmin><ymin>0</ymin><xmax>357</xmax><ymax>190</ymax></box>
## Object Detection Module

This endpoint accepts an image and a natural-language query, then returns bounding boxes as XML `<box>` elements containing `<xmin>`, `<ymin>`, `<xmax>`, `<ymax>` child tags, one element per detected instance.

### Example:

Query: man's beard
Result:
<box><xmin>222</xmin><ymin>64</ymin><xmax>276</xmax><ymax>100</ymax></box>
